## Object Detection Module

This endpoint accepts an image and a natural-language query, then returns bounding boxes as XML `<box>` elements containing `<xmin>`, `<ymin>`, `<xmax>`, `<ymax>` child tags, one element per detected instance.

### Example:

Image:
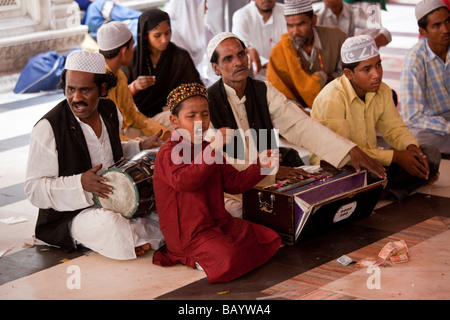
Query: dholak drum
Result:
<box><xmin>95</xmin><ymin>149</ymin><xmax>158</xmax><ymax>219</ymax></box>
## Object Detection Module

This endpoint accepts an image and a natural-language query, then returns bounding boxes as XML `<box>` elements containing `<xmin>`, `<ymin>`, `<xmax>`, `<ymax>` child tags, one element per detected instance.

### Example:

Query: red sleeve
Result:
<box><xmin>221</xmin><ymin>162</ymin><xmax>265</xmax><ymax>195</ymax></box>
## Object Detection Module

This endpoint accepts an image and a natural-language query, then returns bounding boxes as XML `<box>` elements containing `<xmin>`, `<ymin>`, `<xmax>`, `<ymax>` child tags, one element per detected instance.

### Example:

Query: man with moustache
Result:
<box><xmin>311</xmin><ymin>35</ymin><xmax>441</xmax><ymax>202</ymax></box>
<box><xmin>267</xmin><ymin>0</ymin><xmax>347</xmax><ymax>111</ymax></box>
<box><xmin>232</xmin><ymin>0</ymin><xmax>287</xmax><ymax>79</ymax></box>
<box><xmin>24</xmin><ymin>50</ymin><xmax>165</xmax><ymax>259</ymax></box>
<box><xmin>206</xmin><ymin>32</ymin><xmax>386</xmax><ymax>216</ymax></box>
<box><xmin>400</xmin><ymin>0</ymin><xmax>450</xmax><ymax>155</ymax></box>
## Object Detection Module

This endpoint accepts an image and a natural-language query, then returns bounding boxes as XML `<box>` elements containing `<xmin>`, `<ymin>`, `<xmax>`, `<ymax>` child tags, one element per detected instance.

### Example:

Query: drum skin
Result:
<box><xmin>95</xmin><ymin>149</ymin><xmax>158</xmax><ymax>219</ymax></box>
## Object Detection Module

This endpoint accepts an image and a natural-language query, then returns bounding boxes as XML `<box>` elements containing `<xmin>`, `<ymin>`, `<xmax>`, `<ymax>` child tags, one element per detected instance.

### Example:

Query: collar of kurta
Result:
<box><xmin>423</xmin><ymin>37</ymin><xmax>450</xmax><ymax>63</ymax></box>
<box><xmin>323</xmin><ymin>4</ymin><xmax>352</xmax><ymax>20</ymax></box>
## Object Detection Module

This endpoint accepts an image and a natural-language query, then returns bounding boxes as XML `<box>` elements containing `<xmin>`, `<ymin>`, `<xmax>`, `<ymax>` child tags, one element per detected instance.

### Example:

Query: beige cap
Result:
<box><xmin>415</xmin><ymin>0</ymin><xmax>446</xmax><ymax>21</ymax></box>
<box><xmin>207</xmin><ymin>32</ymin><xmax>240</xmax><ymax>61</ymax></box>
<box><xmin>341</xmin><ymin>35</ymin><xmax>379</xmax><ymax>64</ymax></box>
<box><xmin>65</xmin><ymin>50</ymin><xmax>106</xmax><ymax>74</ymax></box>
<box><xmin>284</xmin><ymin>0</ymin><xmax>313</xmax><ymax>16</ymax></box>
<box><xmin>97</xmin><ymin>21</ymin><xmax>133</xmax><ymax>51</ymax></box>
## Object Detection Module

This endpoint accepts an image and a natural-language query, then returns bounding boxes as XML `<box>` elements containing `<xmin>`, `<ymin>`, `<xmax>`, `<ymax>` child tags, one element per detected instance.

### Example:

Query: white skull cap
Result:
<box><xmin>207</xmin><ymin>32</ymin><xmax>240</xmax><ymax>61</ymax></box>
<box><xmin>97</xmin><ymin>21</ymin><xmax>133</xmax><ymax>51</ymax></box>
<box><xmin>65</xmin><ymin>50</ymin><xmax>106</xmax><ymax>74</ymax></box>
<box><xmin>341</xmin><ymin>35</ymin><xmax>379</xmax><ymax>64</ymax></box>
<box><xmin>284</xmin><ymin>0</ymin><xmax>313</xmax><ymax>16</ymax></box>
<box><xmin>415</xmin><ymin>0</ymin><xmax>446</xmax><ymax>21</ymax></box>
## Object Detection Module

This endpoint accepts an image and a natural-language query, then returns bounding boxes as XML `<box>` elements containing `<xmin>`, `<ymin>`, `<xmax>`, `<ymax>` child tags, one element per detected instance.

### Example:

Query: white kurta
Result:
<box><xmin>232</xmin><ymin>2</ymin><xmax>287</xmax><ymax>78</ymax></box>
<box><xmin>213</xmin><ymin>81</ymin><xmax>356</xmax><ymax>217</ymax></box>
<box><xmin>216</xmin><ymin>81</ymin><xmax>356</xmax><ymax>170</ymax></box>
<box><xmin>25</xmin><ymin>115</ymin><xmax>164</xmax><ymax>260</ymax></box>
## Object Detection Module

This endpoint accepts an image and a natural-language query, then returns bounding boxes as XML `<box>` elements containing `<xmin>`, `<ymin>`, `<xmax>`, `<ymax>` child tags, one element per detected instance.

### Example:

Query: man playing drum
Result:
<box><xmin>24</xmin><ymin>50</ymin><xmax>165</xmax><ymax>260</ymax></box>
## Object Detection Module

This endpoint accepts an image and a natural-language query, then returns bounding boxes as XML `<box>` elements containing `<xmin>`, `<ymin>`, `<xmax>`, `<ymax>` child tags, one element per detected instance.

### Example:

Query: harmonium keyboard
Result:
<box><xmin>243</xmin><ymin>165</ymin><xmax>386</xmax><ymax>244</ymax></box>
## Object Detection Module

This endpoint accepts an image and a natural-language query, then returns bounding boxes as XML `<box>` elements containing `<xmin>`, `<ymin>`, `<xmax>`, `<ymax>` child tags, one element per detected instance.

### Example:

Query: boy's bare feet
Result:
<box><xmin>135</xmin><ymin>243</ymin><xmax>151</xmax><ymax>256</ymax></box>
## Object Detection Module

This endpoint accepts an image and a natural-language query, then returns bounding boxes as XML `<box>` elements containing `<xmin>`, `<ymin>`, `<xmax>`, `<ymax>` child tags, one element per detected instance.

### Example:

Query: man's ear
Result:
<box><xmin>212</xmin><ymin>62</ymin><xmax>221</xmax><ymax>76</ymax></box>
<box><xmin>343</xmin><ymin>68</ymin><xmax>353</xmax><ymax>81</ymax></box>
<box><xmin>119</xmin><ymin>46</ymin><xmax>128</xmax><ymax>58</ymax></box>
<box><xmin>312</xmin><ymin>14</ymin><xmax>317</xmax><ymax>27</ymax></box>
<box><xmin>418</xmin><ymin>27</ymin><xmax>427</xmax><ymax>38</ymax></box>
<box><xmin>170</xmin><ymin>113</ymin><xmax>178</xmax><ymax>129</ymax></box>
<box><xmin>99</xmin><ymin>82</ymin><xmax>108</xmax><ymax>97</ymax></box>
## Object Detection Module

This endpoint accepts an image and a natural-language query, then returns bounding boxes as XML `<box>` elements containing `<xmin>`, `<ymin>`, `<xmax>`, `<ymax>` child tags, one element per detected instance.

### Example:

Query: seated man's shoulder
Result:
<box><xmin>316</xmin><ymin>25</ymin><xmax>347</xmax><ymax>42</ymax></box>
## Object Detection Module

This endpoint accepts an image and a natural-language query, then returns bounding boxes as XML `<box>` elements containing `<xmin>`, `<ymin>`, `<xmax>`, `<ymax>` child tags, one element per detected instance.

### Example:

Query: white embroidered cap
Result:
<box><xmin>284</xmin><ymin>0</ymin><xmax>313</xmax><ymax>16</ymax></box>
<box><xmin>65</xmin><ymin>50</ymin><xmax>106</xmax><ymax>74</ymax></box>
<box><xmin>97</xmin><ymin>21</ymin><xmax>133</xmax><ymax>51</ymax></box>
<box><xmin>415</xmin><ymin>0</ymin><xmax>446</xmax><ymax>21</ymax></box>
<box><xmin>207</xmin><ymin>32</ymin><xmax>240</xmax><ymax>61</ymax></box>
<box><xmin>341</xmin><ymin>35</ymin><xmax>379</xmax><ymax>64</ymax></box>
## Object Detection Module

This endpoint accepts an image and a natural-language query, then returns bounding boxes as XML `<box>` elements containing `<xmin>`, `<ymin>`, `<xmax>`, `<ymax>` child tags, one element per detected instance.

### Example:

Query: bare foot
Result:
<box><xmin>135</xmin><ymin>243</ymin><xmax>151</xmax><ymax>257</ymax></box>
<box><xmin>427</xmin><ymin>171</ymin><xmax>440</xmax><ymax>185</ymax></box>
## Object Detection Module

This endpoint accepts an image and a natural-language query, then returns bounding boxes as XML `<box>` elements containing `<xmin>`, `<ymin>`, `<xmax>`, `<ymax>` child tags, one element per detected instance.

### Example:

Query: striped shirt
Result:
<box><xmin>400</xmin><ymin>38</ymin><xmax>450</xmax><ymax>135</ymax></box>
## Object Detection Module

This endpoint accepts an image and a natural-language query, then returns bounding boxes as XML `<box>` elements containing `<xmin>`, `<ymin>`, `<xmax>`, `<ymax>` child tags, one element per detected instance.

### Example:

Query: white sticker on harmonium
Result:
<box><xmin>333</xmin><ymin>201</ymin><xmax>357</xmax><ymax>223</ymax></box>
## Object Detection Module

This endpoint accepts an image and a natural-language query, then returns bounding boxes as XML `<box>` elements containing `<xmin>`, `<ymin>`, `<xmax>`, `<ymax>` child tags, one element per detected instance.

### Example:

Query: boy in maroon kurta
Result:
<box><xmin>152</xmin><ymin>83</ymin><xmax>281</xmax><ymax>283</ymax></box>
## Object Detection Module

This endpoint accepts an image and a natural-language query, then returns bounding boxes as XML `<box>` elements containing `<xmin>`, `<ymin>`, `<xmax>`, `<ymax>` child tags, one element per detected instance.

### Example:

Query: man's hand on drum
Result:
<box><xmin>139</xmin><ymin>129</ymin><xmax>164</xmax><ymax>150</ymax></box>
<box><xmin>81</xmin><ymin>164</ymin><xmax>112</xmax><ymax>199</ymax></box>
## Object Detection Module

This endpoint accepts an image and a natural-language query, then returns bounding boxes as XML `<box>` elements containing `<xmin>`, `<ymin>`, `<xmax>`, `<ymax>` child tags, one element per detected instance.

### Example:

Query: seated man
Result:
<box><xmin>232</xmin><ymin>0</ymin><xmax>287</xmax><ymax>79</ymax></box>
<box><xmin>311</xmin><ymin>35</ymin><xmax>441</xmax><ymax>202</ymax></box>
<box><xmin>97</xmin><ymin>21</ymin><xmax>171</xmax><ymax>141</ymax></box>
<box><xmin>316</xmin><ymin>0</ymin><xmax>392</xmax><ymax>48</ymax></box>
<box><xmin>267</xmin><ymin>0</ymin><xmax>347</xmax><ymax>111</ymax></box>
<box><xmin>24</xmin><ymin>50</ymin><xmax>165</xmax><ymax>259</ymax></box>
<box><xmin>400</xmin><ymin>0</ymin><xmax>450</xmax><ymax>155</ymax></box>
<box><xmin>207</xmin><ymin>32</ymin><xmax>386</xmax><ymax>216</ymax></box>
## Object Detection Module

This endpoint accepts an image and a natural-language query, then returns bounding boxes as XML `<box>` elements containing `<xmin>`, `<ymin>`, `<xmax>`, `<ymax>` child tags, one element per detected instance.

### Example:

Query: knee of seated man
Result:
<box><xmin>421</xmin><ymin>144</ymin><xmax>441</xmax><ymax>177</ymax></box>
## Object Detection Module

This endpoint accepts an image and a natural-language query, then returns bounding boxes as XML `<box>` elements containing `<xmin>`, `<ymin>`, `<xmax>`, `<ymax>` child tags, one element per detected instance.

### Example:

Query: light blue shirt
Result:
<box><xmin>400</xmin><ymin>38</ymin><xmax>450</xmax><ymax>135</ymax></box>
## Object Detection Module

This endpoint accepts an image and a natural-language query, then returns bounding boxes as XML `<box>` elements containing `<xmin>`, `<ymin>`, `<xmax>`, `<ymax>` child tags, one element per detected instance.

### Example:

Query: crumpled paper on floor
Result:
<box><xmin>355</xmin><ymin>239</ymin><xmax>410</xmax><ymax>267</ymax></box>
<box><xmin>0</xmin><ymin>216</ymin><xmax>27</xmax><ymax>225</ymax></box>
<box><xmin>378</xmin><ymin>239</ymin><xmax>409</xmax><ymax>264</ymax></box>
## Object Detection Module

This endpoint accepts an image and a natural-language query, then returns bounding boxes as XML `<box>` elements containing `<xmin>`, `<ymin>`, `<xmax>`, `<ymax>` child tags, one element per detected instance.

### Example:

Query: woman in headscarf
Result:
<box><xmin>128</xmin><ymin>8</ymin><xmax>202</xmax><ymax>123</ymax></box>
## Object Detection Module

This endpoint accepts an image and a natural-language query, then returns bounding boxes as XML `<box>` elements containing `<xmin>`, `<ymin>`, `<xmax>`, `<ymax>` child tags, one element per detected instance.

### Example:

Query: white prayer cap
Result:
<box><xmin>415</xmin><ymin>0</ymin><xmax>446</xmax><ymax>21</ymax></box>
<box><xmin>341</xmin><ymin>35</ymin><xmax>379</xmax><ymax>64</ymax></box>
<box><xmin>97</xmin><ymin>21</ymin><xmax>133</xmax><ymax>51</ymax></box>
<box><xmin>207</xmin><ymin>32</ymin><xmax>241</xmax><ymax>61</ymax></box>
<box><xmin>65</xmin><ymin>50</ymin><xmax>106</xmax><ymax>74</ymax></box>
<box><xmin>284</xmin><ymin>0</ymin><xmax>313</xmax><ymax>16</ymax></box>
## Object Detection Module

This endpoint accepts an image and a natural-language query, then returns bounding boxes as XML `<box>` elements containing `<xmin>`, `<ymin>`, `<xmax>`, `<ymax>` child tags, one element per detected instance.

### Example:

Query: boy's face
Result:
<box><xmin>420</xmin><ymin>8</ymin><xmax>450</xmax><ymax>48</ymax></box>
<box><xmin>344</xmin><ymin>55</ymin><xmax>383</xmax><ymax>99</ymax></box>
<box><xmin>123</xmin><ymin>39</ymin><xmax>135</xmax><ymax>66</ymax></box>
<box><xmin>170</xmin><ymin>96</ymin><xmax>210</xmax><ymax>143</ymax></box>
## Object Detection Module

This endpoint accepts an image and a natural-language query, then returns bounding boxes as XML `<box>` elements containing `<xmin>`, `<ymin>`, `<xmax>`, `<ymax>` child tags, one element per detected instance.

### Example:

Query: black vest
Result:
<box><xmin>208</xmin><ymin>78</ymin><xmax>277</xmax><ymax>159</ymax></box>
<box><xmin>34</xmin><ymin>99</ymin><xmax>123</xmax><ymax>252</ymax></box>
<box><xmin>208</xmin><ymin>78</ymin><xmax>304</xmax><ymax>167</ymax></box>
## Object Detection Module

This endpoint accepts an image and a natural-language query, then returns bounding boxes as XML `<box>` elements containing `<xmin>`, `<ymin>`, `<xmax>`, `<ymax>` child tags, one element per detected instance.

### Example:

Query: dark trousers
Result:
<box><xmin>385</xmin><ymin>144</ymin><xmax>441</xmax><ymax>202</ymax></box>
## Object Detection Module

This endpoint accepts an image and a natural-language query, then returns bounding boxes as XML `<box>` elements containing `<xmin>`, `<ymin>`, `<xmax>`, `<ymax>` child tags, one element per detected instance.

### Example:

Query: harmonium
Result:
<box><xmin>243</xmin><ymin>164</ymin><xmax>387</xmax><ymax>244</ymax></box>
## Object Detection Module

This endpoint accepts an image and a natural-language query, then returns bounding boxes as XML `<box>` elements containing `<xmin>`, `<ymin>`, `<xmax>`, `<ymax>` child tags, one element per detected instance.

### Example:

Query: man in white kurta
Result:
<box><xmin>232</xmin><ymin>0</ymin><xmax>287</xmax><ymax>79</ymax></box>
<box><xmin>206</xmin><ymin>32</ymin><xmax>387</xmax><ymax>217</ymax></box>
<box><xmin>24</xmin><ymin>50</ymin><xmax>164</xmax><ymax>260</ymax></box>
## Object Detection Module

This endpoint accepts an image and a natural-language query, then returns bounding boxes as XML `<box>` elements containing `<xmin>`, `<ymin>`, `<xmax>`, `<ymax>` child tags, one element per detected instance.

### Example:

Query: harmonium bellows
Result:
<box><xmin>243</xmin><ymin>166</ymin><xmax>386</xmax><ymax>244</ymax></box>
